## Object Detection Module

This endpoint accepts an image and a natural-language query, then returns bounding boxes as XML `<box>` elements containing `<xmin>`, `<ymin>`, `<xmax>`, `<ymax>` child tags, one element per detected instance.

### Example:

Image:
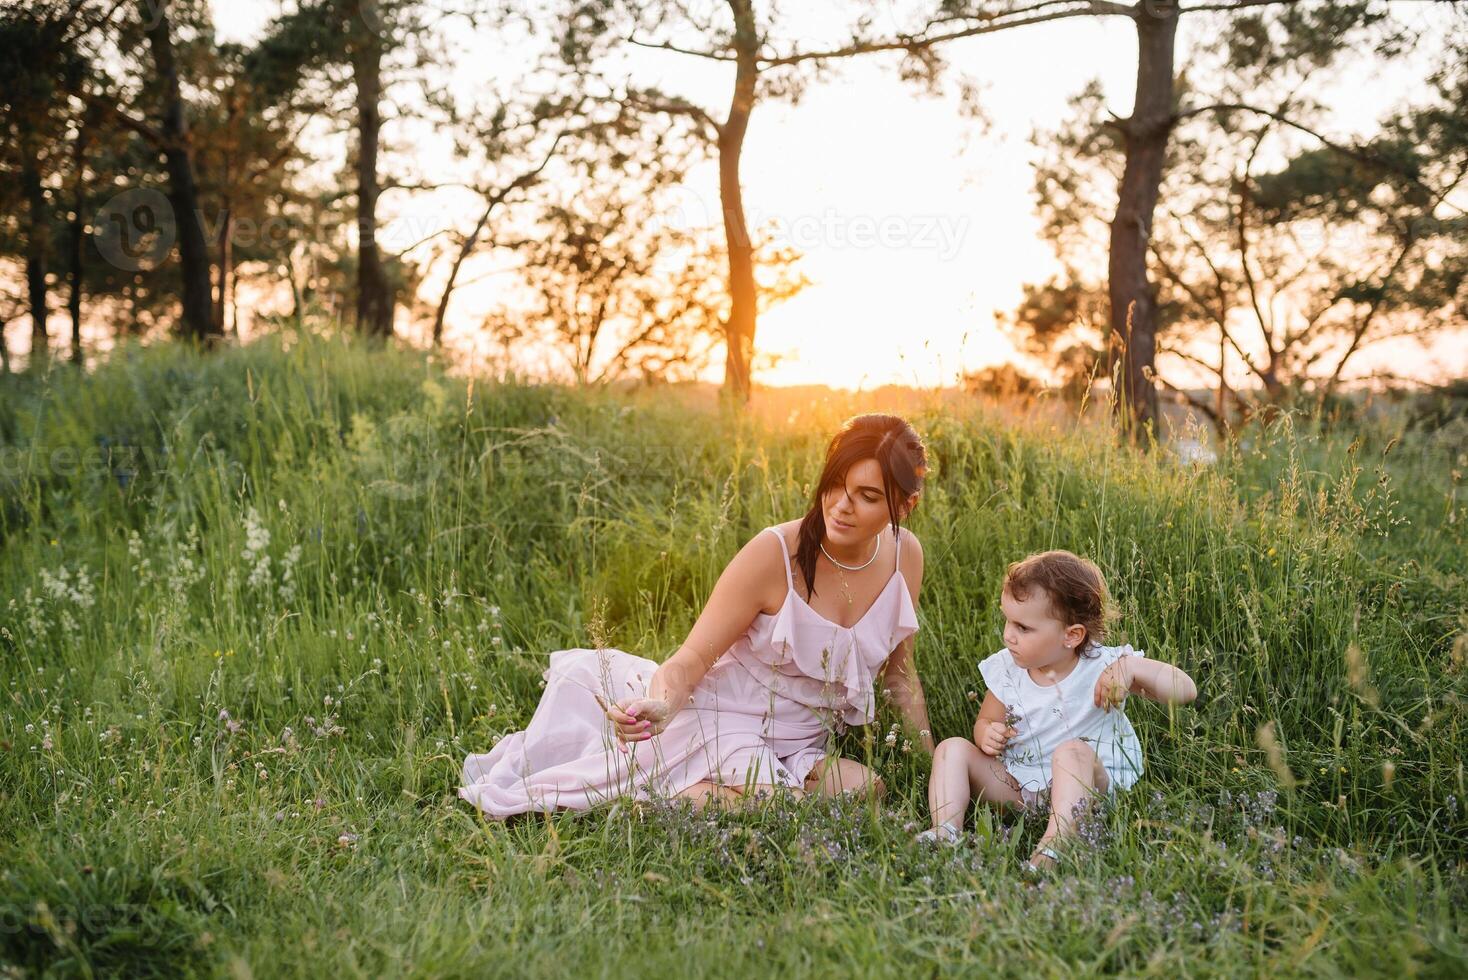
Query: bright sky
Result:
<box><xmin>24</xmin><ymin>1</ymin><xmax>1459</xmax><ymax>391</ymax></box>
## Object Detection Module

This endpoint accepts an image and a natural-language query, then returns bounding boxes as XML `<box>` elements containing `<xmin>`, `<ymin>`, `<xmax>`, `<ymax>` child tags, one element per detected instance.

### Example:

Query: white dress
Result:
<box><xmin>978</xmin><ymin>643</ymin><xmax>1146</xmax><ymax>793</ymax></box>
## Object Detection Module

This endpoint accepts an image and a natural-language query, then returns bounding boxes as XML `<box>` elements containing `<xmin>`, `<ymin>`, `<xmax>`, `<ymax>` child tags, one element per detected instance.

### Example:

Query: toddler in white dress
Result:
<box><xmin>922</xmin><ymin>551</ymin><xmax>1198</xmax><ymax>871</ymax></box>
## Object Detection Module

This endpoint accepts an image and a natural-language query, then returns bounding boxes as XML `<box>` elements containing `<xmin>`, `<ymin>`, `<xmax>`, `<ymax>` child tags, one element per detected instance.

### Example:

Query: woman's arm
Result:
<box><xmin>879</xmin><ymin>531</ymin><xmax>934</xmax><ymax>753</ymax></box>
<box><xmin>610</xmin><ymin>530</ymin><xmax>783</xmax><ymax>742</ymax></box>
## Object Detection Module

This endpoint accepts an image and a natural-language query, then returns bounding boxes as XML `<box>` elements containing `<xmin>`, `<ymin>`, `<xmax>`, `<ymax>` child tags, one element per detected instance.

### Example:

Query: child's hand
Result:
<box><xmin>977</xmin><ymin>719</ymin><xmax>1017</xmax><ymax>757</ymax></box>
<box><xmin>1093</xmin><ymin>657</ymin><xmax>1134</xmax><ymax>712</ymax></box>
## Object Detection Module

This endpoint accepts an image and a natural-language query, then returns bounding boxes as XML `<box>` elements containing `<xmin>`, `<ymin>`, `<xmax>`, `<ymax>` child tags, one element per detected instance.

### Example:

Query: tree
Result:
<box><xmin>491</xmin><ymin>116</ymin><xmax>806</xmax><ymax>386</ymax></box>
<box><xmin>784</xmin><ymin>0</ymin><xmax>1394</xmax><ymax>437</ymax></box>
<box><xmin>134</xmin><ymin>0</ymin><xmax>218</xmax><ymax>343</ymax></box>
<box><xmin>545</xmin><ymin>0</ymin><xmax>991</xmax><ymax>404</ymax></box>
<box><xmin>1008</xmin><ymin>7</ymin><xmax>1463</xmax><ymax>430</ymax></box>
<box><xmin>0</xmin><ymin>1</ymin><xmax>90</xmax><ymax>370</ymax></box>
<box><xmin>421</xmin><ymin>90</ymin><xmax>589</xmax><ymax>348</ymax></box>
<box><xmin>249</xmin><ymin>0</ymin><xmax>449</xmax><ymax>340</ymax></box>
<box><xmin>998</xmin><ymin>272</ymin><xmax>1110</xmax><ymax>400</ymax></box>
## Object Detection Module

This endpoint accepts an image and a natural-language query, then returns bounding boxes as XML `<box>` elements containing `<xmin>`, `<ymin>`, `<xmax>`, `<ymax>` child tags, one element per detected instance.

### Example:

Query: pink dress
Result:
<box><xmin>459</xmin><ymin>525</ymin><xmax>919</xmax><ymax>817</ymax></box>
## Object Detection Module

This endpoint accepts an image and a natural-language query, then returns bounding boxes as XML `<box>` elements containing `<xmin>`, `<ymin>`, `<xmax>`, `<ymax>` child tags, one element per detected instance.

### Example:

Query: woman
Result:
<box><xmin>459</xmin><ymin>413</ymin><xmax>935</xmax><ymax>816</ymax></box>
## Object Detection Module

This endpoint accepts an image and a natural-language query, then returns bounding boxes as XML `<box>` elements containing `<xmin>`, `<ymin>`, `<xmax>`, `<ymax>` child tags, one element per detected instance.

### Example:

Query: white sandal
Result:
<box><xmin>1023</xmin><ymin>846</ymin><xmax>1061</xmax><ymax>873</ymax></box>
<box><xmin>916</xmin><ymin>821</ymin><xmax>963</xmax><ymax>845</ymax></box>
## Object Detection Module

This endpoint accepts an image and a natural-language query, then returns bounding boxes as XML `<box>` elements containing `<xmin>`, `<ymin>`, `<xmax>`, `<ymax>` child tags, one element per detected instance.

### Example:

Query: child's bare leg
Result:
<box><xmin>928</xmin><ymin>737</ymin><xmax>1023</xmax><ymax>831</ymax></box>
<box><xmin>1032</xmin><ymin>739</ymin><xmax>1109</xmax><ymax>867</ymax></box>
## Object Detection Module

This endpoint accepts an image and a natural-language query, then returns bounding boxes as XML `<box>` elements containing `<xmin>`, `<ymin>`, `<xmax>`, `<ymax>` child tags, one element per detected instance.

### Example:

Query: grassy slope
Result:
<box><xmin>0</xmin><ymin>331</ymin><xmax>1463</xmax><ymax>977</ymax></box>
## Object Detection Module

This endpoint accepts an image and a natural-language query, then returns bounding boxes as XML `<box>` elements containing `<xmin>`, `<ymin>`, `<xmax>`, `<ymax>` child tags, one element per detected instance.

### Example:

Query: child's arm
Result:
<box><xmin>1095</xmin><ymin>655</ymin><xmax>1197</xmax><ymax>710</ymax></box>
<box><xmin>973</xmin><ymin>690</ymin><xmax>1016</xmax><ymax>756</ymax></box>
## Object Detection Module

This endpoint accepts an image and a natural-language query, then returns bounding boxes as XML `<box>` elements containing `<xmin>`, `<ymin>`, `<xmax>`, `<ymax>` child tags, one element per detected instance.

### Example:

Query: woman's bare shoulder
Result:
<box><xmin>722</xmin><ymin>523</ymin><xmax>791</xmax><ymax>576</ymax></box>
<box><xmin>724</xmin><ymin>523</ymin><xmax>792</xmax><ymax>614</ymax></box>
<box><xmin>768</xmin><ymin>518</ymin><xmax>803</xmax><ymax>546</ymax></box>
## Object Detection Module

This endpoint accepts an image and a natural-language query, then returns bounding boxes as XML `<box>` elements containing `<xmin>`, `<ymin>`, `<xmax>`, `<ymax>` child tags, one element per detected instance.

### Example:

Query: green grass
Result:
<box><xmin>1</xmin><ymin>327</ymin><xmax>1464</xmax><ymax>977</ymax></box>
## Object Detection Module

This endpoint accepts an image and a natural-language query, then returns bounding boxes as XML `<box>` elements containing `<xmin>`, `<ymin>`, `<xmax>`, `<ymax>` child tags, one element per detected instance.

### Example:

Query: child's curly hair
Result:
<box><xmin>1003</xmin><ymin>550</ymin><xmax>1113</xmax><ymax>655</ymax></box>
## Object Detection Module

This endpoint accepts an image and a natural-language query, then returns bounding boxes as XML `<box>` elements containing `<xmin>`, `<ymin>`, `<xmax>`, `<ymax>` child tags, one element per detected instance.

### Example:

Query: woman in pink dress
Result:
<box><xmin>459</xmin><ymin>413</ymin><xmax>935</xmax><ymax>816</ymax></box>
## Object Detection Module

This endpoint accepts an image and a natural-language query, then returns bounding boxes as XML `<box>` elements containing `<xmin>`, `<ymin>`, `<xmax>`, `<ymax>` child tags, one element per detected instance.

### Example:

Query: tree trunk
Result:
<box><xmin>432</xmin><ymin>208</ymin><xmax>493</xmax><ymax>347</ymax></box>
<box><xmin>69</xmin><ymin>118</ymin><xmax>90</xmax><ymax>366</ymax></box>
<box><xmin>718</xmin><ymin>0</ymin><xmax>759</xmax><ymax>406</ymax></box>
<box><xmin>288</xmin><ymin>248</ymin><xmax>305</xmax><ymax>327</ymax></box>
<box><xmin>140</xmin><ymin>0</ymin><xmax>219</xmax><ymax>345</ymax></box>
<box><xmin>1106</xmin><ymin>1</ymin><xmax>1177</xmax><ymax>440</ymax></box>
<box><xmin>21</xmin><ymin>137</ymin><xmax>49</xmax><ymax>373</ymax></box>
<box><xmin>228</xmin><ymin>251</ymin><xmax>240</xmax><ymax>337</ymax></box>
<box><xmin>214</xmin><ymin>199</ymin><xmax>233</xmax><ymax>334</ymax></box>
<box><xmin>351</xmin><ymin>3</ymin><xmax>393</xmax><ymax>339</ymax></box>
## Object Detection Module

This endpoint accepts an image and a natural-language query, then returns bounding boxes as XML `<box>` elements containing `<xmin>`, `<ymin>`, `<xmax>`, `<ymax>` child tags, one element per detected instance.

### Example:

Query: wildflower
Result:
<box><xmin>40</xmin><ymin>735</ymin><xmax>53</xmax><ymax>751</ymax></box>
<box><xmin>217</xmin><ymin>709</ymin><xmax>230</xmax><ymax>722</ymax></box>
<box><xmin>337</xmin><ymin>832</ymin><xmax>359</xmax><ymax>848</ymax></box>
<box><xmin>967</xmin><ymin>691</ymin><xmax>978</xmax><ymax>702</ymax></box>
<box><xmin>242</xmin><ymin>507</ymin><xmax>273</xmax><ymax>591</ymax></box>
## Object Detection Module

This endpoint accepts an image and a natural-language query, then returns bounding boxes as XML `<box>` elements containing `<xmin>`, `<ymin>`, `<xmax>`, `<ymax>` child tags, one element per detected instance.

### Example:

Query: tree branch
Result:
<box><xmin>626</xmin><ymin>35</ymin><xmax>734</xmax><ymax>62</ymax></box>
<box><xmin>1176</xmin><ymin>101</ymin><xmax>1457</xmax><ymax>211</ymax></box>
<box><xmin>760</xmin><ymin>1</ymin><xmax>1135</xmax><ymax>68</ymax></box>
<box><xmin>1156</xmin><ymin>374</ymin><xmax>1224</xmax><ymax>428</ymax></box>
<box><xmin>79</xmin><ymin>90</ymin><xmax>172</xmax><ymax>148</ymax></box>
<box><xmin>622</xmin><ymin>89</ymin><xmax>721</xmax><ymax>138</ymax></box>
<box><xmin>1179</xmin><ymin>0</ymin><xmax>1301</xmax><ymax>13</ymax></box>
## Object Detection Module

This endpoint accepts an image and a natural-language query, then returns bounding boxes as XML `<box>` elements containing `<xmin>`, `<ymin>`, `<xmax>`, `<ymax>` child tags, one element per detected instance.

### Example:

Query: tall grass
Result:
<box><xmin>1</xmin><ymin>329</ymin><xmax>1463</xmax><ymax>977</ymax></box>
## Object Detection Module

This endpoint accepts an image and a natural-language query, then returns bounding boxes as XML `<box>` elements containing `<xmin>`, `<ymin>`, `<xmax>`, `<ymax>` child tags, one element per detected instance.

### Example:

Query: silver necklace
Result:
<box><xmin>820</xmin><ymin>532</ymin><xmax>881</xmax><ymax>572</ymax></box>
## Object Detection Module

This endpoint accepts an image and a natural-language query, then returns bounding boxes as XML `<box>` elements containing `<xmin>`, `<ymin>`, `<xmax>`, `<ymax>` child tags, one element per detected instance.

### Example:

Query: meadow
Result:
<box><xmin>0</xmin><ymin>329</ymin><xmax>1464</xmax><ymax>977</ymax></box>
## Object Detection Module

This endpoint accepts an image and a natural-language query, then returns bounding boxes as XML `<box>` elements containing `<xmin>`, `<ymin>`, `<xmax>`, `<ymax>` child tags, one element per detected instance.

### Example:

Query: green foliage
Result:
<box><xmin>0</xmin><ymin>333</ymin><xmax>1464</xmax><ymax>975</ymax></box>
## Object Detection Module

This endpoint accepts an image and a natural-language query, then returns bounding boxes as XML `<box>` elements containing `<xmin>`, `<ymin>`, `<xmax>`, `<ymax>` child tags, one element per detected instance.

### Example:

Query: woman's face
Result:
<box><xmin>821</xmin><ymin>458</ymin><xmax>914</xmax><ymax>544</ymax></box>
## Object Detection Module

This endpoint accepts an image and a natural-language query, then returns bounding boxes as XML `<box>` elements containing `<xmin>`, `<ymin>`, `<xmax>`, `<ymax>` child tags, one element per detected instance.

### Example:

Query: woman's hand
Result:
<box><xmin>977</xmin><ymin>719</ymin><xmax>1016</xmax><ymax>757</ymax></box>
<box><xmin>1093</xmin><ymin>657</ymin><xmax>1135</xmax><ymax>712</ymax></box>
<box><xmin>603</xmin><ymin>696</ymin><xmax>672</xmax><ymax>745</ymax></box>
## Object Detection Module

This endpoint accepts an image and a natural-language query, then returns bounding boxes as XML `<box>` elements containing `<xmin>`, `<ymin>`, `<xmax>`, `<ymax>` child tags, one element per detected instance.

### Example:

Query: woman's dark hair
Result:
<box><xmin>794</xmin><ymin>414</ymin><xmax>927</xmax><ymax>599</ymax></box>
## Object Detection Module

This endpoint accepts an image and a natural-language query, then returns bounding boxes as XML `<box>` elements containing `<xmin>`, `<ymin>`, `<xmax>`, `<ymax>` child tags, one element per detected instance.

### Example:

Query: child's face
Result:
<box><xmin>1001</xmin><ymin>586</ymin><xmax>1082</xmax><ymax>671</ymax></box>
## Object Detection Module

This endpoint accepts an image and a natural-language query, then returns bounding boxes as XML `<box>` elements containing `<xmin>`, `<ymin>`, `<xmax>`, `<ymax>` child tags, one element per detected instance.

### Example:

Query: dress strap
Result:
<box><xmin>894</xmin><ymin>525</ymin><xmax>902</xmax><ymax>574</ymax></box>
<box><xmin>765</xmin><ymin>526</ymin><xmax>795</xmax><ymax>592</ymax></box>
